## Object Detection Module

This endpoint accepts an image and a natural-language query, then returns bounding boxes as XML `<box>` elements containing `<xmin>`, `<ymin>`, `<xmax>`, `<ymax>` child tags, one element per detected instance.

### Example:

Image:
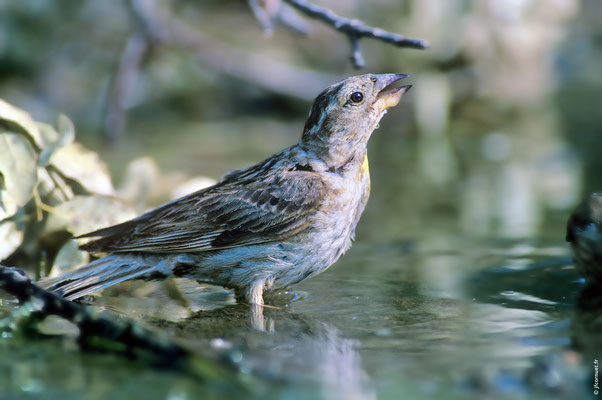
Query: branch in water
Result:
<box><xmin>0</xmin><ymin>265</ymin><xmax>245</xmax><ymax>388</ymax></box>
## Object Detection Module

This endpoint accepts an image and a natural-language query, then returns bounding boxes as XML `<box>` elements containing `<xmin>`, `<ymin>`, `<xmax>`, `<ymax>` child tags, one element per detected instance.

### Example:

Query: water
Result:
<box><xmin>0</xmin><ymin>114</ymin><xmax>595</xmax><ymax>399</ymax></box>
<box><xmin>0</xmin><ymin>234</ymin><xmax>591</xmax><ymax>399</ymax></box>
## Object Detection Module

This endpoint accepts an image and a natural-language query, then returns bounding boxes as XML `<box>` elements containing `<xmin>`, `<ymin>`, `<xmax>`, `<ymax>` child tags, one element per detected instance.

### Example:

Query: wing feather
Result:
<box><xmin>79</xmin><ymin>165</ymin><xmax>325</xmax><ymax>254</ymax></box>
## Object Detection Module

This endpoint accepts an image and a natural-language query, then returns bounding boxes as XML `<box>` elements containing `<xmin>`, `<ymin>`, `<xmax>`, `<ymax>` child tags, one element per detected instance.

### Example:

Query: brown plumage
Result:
<box><xmin>79</xmin><ymin>160</ymin><xmax>325</xmax><ymax>253</ymax></box>
<box><xmin>41</xmin><ymin>73</ymin><xmax>411</xmax><ymax>305</ymax></box>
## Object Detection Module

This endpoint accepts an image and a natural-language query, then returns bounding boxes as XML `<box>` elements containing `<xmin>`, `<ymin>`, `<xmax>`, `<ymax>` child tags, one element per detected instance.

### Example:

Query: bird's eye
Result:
<box><xmin>350</xmin><ymin>92</ymin><xmax>364</xmax><ymax>103</ymax></box>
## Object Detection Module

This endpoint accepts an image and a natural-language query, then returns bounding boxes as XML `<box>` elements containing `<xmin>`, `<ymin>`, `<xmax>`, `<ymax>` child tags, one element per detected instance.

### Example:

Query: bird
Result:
<box><xmin>566</xmin><ymin>192</ymin><xmax>602</xmax><ymax>286</ymax></box>
<box><xmin>41</xmin><ymin>73</ymin><xmax>411</xmax><ymax>306</ymax></box>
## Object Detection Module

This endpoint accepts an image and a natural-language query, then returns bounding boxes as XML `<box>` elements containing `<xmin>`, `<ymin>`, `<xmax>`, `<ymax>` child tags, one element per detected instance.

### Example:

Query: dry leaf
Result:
<box><xmin>0</xmin><ymin>99</ymin><xmax>45</xmax><ymax>150</ymax></box>
<box><xmin>0</xmin><ymin>219</ymin><xmax>23</xmax><ymax>261</ymax></box>
<box><xmin>0</xmin><ymin>133</ymin><xmax>38</xmax><ymax>219</ymax></box>
<box><xmin>50</xmin><ymin>142</ymin><xmax>114</xmax><ymax>195</ymax></box>
<box><xmin>45</xmin><ymin>195</ymin><xmax>135</xmax><ymax>237</ymax></box>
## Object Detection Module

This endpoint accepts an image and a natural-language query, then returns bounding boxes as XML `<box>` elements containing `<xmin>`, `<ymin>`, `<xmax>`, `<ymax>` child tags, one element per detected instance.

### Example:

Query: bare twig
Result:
<box><xmin>102</xmin><ymin>32</ymin><xmax>148</xmax><ymax>143</ymax></box>
<box><xmin>274</xmin><ymin>2</ymin><xmax>311</xmax><ymax>35</ymax></box>
<box><xmin>130</xmin><ymin>0</ymin><xmax>338</xmax><ymax>100</ymax></box>
<box><xmin>248</xmin><ymin>0</ymin><xmax>310</xmax><ymax>35</ymax></box>
<box><xmin>102</xmin><ymin>0</ymin><xmax>333</xmax><ymax>142</ymax></box>
<box><xmin>283</xmin><ymin>0</ymin><xmax>428</xmax><ymax>48</ymax></box>
<box><xmin>283</xmin><ymin>0</ymin><xmax>429</xmax><ymax>68</ymax></box>
<box><xmin>101</xmin><ymin>0</ymin><xmax>427</xmax><ymax>141</ymax></box>
<box><xmin>349</xmin><ymin>35</ymin><xmax>365</xmax><ymax>68</ymax></box>
<box><xmin>248</xmin><ymin>0</ymin><xmax>275</xmax><ymax>34</ymax></box>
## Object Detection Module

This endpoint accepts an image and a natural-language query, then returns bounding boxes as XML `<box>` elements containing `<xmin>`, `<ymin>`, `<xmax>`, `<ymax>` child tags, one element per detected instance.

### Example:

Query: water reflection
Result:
<box><xmin>571</xmin><ymin>284</ymin><xmax>602</xmax><ymax>362</ymax></box>
<box><xmin>1</xmin><ymin>238</ymin><xmax>597</xmax><ymax>399</ymax></box>
<box><xmin>90</xmin><ymin>278</ymin><xmax>376</xmax><ymax>399</ymax></box>
<box><xmin>156</xmin><ymin>304</ymin><xmax>377</xmax><ymax>400</ymax></box>
<box><xmin>462</xmin><ymin>244</ymin><xmax>590</xmax><ymax>396</ymax></box>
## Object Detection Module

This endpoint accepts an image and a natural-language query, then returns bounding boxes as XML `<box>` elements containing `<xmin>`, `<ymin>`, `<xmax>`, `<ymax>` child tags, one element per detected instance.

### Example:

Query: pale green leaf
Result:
<box><xmin>38</xmin><ymin>115</ymin><xmax>75</xmax><ymax>167</ymax></box>
<box><xmin>0</xmin><ymin>99</ymin><xmax>44</xmax><ymax>150</ymax></box>
<box><xmin>170</xmin><ymin>176</ymin><xmax>216</xmax><ymax>200</ymax></box>
<box><xmin>117</xmin><ymin>157</ymin><xmax>159</xmax><ymax>213</ymax></box>
<box><xmin>45</xmin><ymin>194</ymin><xmax>135</xmax><ymax>237</ymax></box>
<box><xmin>0</xmin><ymin>219</ymin><xmax>24</xmax><ymax>261</ymax></box>
<box><xmin>50</xmin><ymin>142</ymin><xmax>114</xmax><ymax>195</ymax></box>
<box><xmin>36</xmin><ymin>166</ymin><xmax>74</xmax><ymax>204</ymax></box>
<box><xmin>0</xmin><ymin>133</ymin><xmax>38</xmax><ymax>219</ymax></box>
<box><xmin>57</xmin><ymin>114</ymin><xmax>75</xmax><ymax>147</ymax></box>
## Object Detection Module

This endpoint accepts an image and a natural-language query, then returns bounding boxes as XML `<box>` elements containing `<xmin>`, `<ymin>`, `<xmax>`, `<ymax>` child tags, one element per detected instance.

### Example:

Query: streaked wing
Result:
<box><xmin>79</xmin><ymin>167</ymin><xmax>326</xmax><ymax>253</ymax></box>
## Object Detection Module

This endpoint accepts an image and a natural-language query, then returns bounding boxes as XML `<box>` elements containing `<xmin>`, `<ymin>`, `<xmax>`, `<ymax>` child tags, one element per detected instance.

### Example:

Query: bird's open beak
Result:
<box><xmin>373</xmin><ymin>73</ymin><xmax>411</xmax><ymax>110</ymax></box>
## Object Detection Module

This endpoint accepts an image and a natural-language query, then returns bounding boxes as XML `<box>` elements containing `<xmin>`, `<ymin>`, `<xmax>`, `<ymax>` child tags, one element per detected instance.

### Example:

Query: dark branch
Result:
<box><xmin>283</xmin><ymin>0</ymin><xmax>428</xmax><ymax>68</ymax></box>
<box><xmin>0</xmin><ymin>265</ymin><xmax>246</xmax><ymax>388</ymax></box>
<box><xmin>349</xmin><ymin>35</ymin><xmax>365</xmax><ymax>69</ymax></box>
<box><xmin>284</xmin><ymin>0</ymin><xmax>428</xmax><ymax>48</ymax></box>
<box><xmin>0</xmin><ymin>266</ymin><xmax>189</xmax><ymax>367</ymax></box>
<box><xmin>275</xmin><ymin>2</ymin><xmax>311</xmax><ymax>35</ymax></box>
<box><xmin>101</xmin><ymin>0</ymin><xmax>427</xmax><ymax>141</ymax></box>
<box><xmin>248</xmin><ymin>0</ymin><xmax>311</xmax><ymax>35</ymax></box>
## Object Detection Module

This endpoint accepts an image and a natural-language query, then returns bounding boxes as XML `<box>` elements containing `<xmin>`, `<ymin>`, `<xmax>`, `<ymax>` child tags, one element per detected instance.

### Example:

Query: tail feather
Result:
<box><xmin>39</xmin><ymin>255</ymin><xmax>156</xmax><ymax>300</ymax></box>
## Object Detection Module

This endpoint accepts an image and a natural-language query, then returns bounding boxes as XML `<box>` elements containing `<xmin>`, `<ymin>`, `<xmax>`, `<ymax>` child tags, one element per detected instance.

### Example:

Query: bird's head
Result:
<box><xmin>300</xmin><ymin>73</ymin><xmax>411</xmax><ymax>168</ymax></box>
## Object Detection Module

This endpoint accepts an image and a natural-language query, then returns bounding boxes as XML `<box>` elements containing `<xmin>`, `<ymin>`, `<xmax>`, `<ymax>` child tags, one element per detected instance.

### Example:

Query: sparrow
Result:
<box><xmin>566</xmin><ymin>192</ymin><xmax>602</xmax><ymax>286</ymax></box>
<box><xmin>41</xmin><ymin>73</ymin><xmax>411</xmax><ymax>305</ymax></box>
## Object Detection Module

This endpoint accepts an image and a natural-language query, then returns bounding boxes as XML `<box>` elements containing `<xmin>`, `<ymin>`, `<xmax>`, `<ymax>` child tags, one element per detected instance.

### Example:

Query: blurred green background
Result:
<box><xmin>2</xmin><ymin>0</ymin><xmax>601</xmax><ymax>243</ymax></box>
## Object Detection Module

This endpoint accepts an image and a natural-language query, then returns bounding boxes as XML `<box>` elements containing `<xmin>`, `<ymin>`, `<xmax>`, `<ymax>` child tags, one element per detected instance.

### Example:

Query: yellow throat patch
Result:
<box><xmin>361</xmin><ymin>154</ymin><xmax>370</xmax><ymax>176</ymax></box>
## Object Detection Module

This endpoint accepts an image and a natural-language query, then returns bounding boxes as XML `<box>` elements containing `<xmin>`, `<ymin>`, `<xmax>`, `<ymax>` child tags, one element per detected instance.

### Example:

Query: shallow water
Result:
<box><xmin>1</xmin><ymin>232</ymin><xmax>592</xmax><ymax>400</ymax></box>
<box><xmin>0</xmin><ymin>112</ymin><xmax>596</xmax><ymax>399</ymax></box>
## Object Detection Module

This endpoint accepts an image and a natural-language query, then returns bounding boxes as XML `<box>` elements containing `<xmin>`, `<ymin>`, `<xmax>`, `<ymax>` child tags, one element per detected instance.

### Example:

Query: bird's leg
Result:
<box><xmin>234</xmin><ymin>279</ymin><xmax>274</xmax><ymax>331</ymax></box>
<box><xmin>234</xmin><ymin>279</ymin><xmax>265</xmax><ymax>306</ymax></box>
<box><xmin>247</xmin><ymin>279</ymin><xmax>265</xmax><ymax>306</ymax></box>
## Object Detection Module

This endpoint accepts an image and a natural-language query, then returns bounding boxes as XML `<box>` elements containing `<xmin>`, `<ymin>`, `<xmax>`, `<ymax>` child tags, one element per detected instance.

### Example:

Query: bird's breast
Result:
<box><xmin>273</xmin><ymin>156</ymin><xmax>371</xmax><ymax>287</ymax></box>
<box><xmin>305</xmin><ymin>157</ymin><xmax>371</xmax><ymax>260</ymax></box>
